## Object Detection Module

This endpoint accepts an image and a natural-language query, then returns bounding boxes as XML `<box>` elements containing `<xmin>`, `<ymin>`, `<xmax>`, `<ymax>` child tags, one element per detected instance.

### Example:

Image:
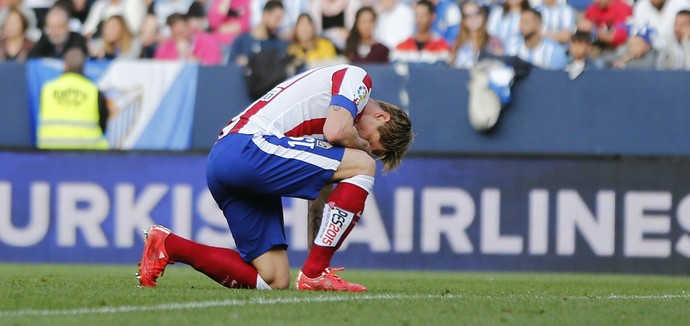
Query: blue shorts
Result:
<box><xmin>206</xmin><ymin>133</ymin><xmax>345</xmax><ymax>262</ymax></box>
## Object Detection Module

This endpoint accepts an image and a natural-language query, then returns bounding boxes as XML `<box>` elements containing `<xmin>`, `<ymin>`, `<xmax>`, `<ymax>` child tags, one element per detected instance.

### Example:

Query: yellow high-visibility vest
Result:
<box><xmin>38</xmin><ymin>72</ymin><xmax>109</xmax><ymax>150</ymax></box>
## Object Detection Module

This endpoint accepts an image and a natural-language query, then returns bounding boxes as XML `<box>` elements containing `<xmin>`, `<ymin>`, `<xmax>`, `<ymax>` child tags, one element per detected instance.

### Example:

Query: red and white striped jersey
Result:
<box><xmin>219</xmin><ymin>64</ymin><xmax>372</xmax><ymax>139</ymax></box>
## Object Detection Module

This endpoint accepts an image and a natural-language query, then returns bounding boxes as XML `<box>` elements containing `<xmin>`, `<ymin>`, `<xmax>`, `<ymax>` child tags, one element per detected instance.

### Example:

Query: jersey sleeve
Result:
<box><xmin>329</xmin><ymin>66</ymin><xmax>373</xmax><ymax>119</ymax></box>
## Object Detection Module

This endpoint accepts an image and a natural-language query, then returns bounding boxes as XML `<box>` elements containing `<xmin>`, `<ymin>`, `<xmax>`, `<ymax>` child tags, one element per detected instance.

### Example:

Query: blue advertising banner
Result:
<box><xmin>1</xmin><ymin>151</ymin><xmax>689</xmax><ymax>274</ymax></box>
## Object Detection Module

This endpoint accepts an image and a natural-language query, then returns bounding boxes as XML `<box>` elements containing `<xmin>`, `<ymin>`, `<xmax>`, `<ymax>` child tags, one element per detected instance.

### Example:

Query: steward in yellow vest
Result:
<box><xmin>38</xmin><ymin>48</ymin><xmax>109</xmax><ymax>149</ymax></box>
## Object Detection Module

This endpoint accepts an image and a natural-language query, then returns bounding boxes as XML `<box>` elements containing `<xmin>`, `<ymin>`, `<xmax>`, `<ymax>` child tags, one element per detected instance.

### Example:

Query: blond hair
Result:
<box><xmin>103</xmin><ymin>16</ymin><xmax>133</xmax><ymax>55</ymax></box>
<box><xmin>376</xmin><ymin>100</ymin><xmax>413</xmax><ymax>172</ymax></box>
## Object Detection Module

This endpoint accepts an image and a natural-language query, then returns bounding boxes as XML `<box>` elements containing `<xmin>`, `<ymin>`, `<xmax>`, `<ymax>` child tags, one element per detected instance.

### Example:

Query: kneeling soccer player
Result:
<box><xmin>137</xmin><ymin>64</ymin><xmax>413</xmax><ymax>291</ymax></box>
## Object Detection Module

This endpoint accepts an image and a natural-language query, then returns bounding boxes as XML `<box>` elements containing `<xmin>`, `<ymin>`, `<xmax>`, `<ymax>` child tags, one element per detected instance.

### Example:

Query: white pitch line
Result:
<box><xmin>599</xmin><ymin>294</ymin><xmax>690</xmax><ymax>300</ymax></box>
<box><xmin>2</xmin><ymin>292</ymin><xmax>689</xmax><ymax>318</ymax></box>
<box><xmin>0</xmin><ymin>294</ymin><xmax>457</xmax><ymax>318</ymax></box>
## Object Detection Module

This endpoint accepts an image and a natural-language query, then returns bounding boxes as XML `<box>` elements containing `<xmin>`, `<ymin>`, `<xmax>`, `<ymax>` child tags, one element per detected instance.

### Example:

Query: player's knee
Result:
<box><xmin>353</xmin><ymin>151</ymin><xmax>376</xmax><ymax>176</ymax></box>
<box><xmin>258</xmin><ymin>270</ymin><xmax>290</xmax><ymax>289</ymax></box>
<box><xmin>268</xmin><ymin>274</ymin><xmax>291</xmax><ymax>289</ymax></box>
<box><xmin>252</xmin><ymin>249</ymin><xmax>290</xmax><ymax>289</ymax></box>
<box><xmin>335</xmin><ymin>149</ymin><xmax>377</xmax><ymax>181</ymax></box>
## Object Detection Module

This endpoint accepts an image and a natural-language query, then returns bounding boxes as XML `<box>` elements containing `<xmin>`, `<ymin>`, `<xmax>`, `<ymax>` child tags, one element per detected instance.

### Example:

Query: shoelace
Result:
<box><xmin>326</xmin><ymin>267</ymin><xmax>345</xmax><ymax>283</ymax></box>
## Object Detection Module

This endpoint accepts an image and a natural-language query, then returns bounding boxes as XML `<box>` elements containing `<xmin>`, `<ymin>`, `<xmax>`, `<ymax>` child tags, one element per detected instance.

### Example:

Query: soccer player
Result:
<box><xmin>136</xmin><ymin>64</ymin><xmax>414</xmax><ymax>292</ymax></box>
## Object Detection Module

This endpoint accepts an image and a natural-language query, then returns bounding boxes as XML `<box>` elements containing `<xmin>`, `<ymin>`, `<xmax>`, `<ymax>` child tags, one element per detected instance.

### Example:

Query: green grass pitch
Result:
<box><xmin>1</xmin><ymin>263</ymin><xmax>689</xmax><ymax>325</ymax></box>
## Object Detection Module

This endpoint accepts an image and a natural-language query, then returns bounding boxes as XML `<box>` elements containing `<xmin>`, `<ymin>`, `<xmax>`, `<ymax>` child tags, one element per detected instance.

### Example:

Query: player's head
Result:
<box><xmin>357</xmin><ymin>100</ymin><xmax>414</xmax><ymax>172</ymax></box>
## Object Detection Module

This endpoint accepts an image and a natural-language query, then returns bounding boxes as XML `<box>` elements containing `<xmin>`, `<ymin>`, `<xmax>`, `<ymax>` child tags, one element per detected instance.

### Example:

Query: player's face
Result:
<box><xmin>356</xmin><ymin>100</ymin><xmax>390</xmax><ymax>156</ymax></box>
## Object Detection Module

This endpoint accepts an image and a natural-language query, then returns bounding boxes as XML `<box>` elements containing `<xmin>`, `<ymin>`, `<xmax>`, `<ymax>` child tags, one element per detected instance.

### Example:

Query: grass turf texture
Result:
<box><xmin>1</xmin><ymin>264</ymin><xmax>689</xmax><ymax>325</ymax></box>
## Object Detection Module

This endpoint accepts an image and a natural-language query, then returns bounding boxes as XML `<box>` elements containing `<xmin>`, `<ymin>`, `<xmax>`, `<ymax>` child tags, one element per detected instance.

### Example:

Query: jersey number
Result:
<box><xmin>287</xmin><ymin>137</ymin><xmax>315</xmax><ymax>149</ymax></box>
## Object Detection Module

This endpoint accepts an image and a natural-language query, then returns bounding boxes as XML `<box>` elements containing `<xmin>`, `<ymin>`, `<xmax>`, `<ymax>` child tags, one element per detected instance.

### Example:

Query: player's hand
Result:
<box><xmin>359</xmin><ymin>139</ymin><xmax>373</xmax><ymax>156</ymax></box>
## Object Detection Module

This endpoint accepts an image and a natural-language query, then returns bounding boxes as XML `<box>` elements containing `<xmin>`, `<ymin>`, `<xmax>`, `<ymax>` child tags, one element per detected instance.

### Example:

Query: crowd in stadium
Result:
<box><xmin>0</xmin><ymin>0</ymin><xmax>688</xmax><ymax>70</ymax></box>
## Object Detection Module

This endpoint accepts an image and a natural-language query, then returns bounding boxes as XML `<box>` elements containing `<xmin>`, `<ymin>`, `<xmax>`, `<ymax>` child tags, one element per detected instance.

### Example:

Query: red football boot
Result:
<box><xmin>136</xmin><ymin>225</ymin><xmax>173</xmax><ymax>287</ymax></box>
<box><xmin>295</xmin><ymin>267</ymin><xmax>367</xmax><ymax>292</ymax></box>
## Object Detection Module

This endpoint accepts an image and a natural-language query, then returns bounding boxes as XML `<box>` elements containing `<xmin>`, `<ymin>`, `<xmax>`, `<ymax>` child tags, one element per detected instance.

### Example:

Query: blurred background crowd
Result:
<box><xmin>0</xmin><ymin>0</ymin><xmax>688</xmax><ymax>71</ymax></box>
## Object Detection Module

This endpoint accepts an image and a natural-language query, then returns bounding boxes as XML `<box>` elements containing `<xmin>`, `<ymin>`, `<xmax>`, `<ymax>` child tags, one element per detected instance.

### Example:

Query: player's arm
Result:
<box><xmin>325</xmin><ymin>66</ymin><xmax>374</xmax><ymax>154</ymax></box>
<box><xmin>323</xmin><ymin>105</ymin><xmax>372</xmax><ymax>155</ymax></box>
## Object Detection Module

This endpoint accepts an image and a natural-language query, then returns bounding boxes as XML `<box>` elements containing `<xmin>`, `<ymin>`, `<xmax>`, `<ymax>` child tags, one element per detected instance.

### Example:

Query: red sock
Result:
<box><xmin>302</xmin><ymin>182</ymin><xmax>368</xmax><ymax>278</ymax></box>
<box><xmin>164</xmin><ymin>233</ymin><xmax>259</xmax><ymax>289</ymax></box>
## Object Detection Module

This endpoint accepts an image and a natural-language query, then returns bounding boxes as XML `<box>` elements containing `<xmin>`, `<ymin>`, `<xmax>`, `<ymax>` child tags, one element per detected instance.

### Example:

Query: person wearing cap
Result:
<box><xmin>604</xmin><ymin>27</ymin><xmax>659</xmax><ymax>69</ymax></box>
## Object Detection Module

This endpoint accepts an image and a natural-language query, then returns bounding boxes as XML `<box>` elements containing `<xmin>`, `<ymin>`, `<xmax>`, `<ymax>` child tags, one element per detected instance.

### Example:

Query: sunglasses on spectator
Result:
<box><xmin>463</xmin><ymin>11</ymin><xmax>482</xmax><ymax>18</ymax></box>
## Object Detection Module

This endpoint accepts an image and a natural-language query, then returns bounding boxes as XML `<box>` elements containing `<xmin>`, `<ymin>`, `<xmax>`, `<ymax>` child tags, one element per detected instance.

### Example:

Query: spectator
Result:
<box><xmin>449</xmin><ymin>1</ymin><xmax>503</xmax><ymax>69</ymax></box>
<box><xmin>28</xmin><ymin>4</ymin><xmax>87</xmax><ymax>58</ymax></box>
<box><xmin>155</xmin><ymin>13</ymin><xmax>222</xmax><ymax>65</ymax></box>
<box><xmin>0</xmin><ymin>7</ymin><xmax>34</xmax><ymax>61</ymax></box>
<box><xmin>53</xmin><ymin>0</ymin><xmax>84</xmax><ymax>32</ymax></box>
<box><xmin>632</xmin><ymin>0</ymin><xmax>690</xmax><ymax>50</ymax></box>
<box><xmin>38</xmin><ymin>47</ymin><xmax>109</xmax><ymax>150</ymax></box>
<box><xmin>516</xmin><ymin>8</ymin><xmax>566</xmax><ymax>70</ymax></box>
<box><xmin>185</xmin><ymin>1</ymin><xmax>207</xmax><ymax>33</ymax></box>
<box><xmin>250</xmin><ymin>0</ymin><xmax>309</xmax><ymax>39</ymax></box>
<box><xmin>0</xmin><ymin>0</ymin><xmax>40</xmax><ymax>41</ymax></box>
<box><xmin>488</xmin><ymin>0</ymin><xmax>531</xmax><ymax>55</ymax></box>
<box><xmin>81</xmin><ymin>0</ymin><xmax>146</xmax><ymax>38</ymax></box>
<box><xmin>430</xmin><ymin>0</ymin><xmax>461</xmax><ymax>46</ymax></box>
<box><xmin>603</xmin><ymin>27</ymin><xmax>659</xmax><ymax>69</ymax></box>
<box><xmin>344</xmin><ymin>6</ymin><xmax>389</xmax><ymax>64</ymax></box>
<box><xmin>391</xmin><ymin>0</ymin><xmax>451</xmax><ymax>66</ymax></box>
<box><xmin>138</xmin><ymin>13</ymin><xmax>158</xmax><ymax>58</ymax></box>
<box><xmin>153</xmin><ymin>0</ymin><xmax>194</xmax><ymax>36</ymax></box>
<box><xmin>228</xmin><ymin>0</ymin><xmax>287</xmax><ymax>67</ymax></box>
<box><xmin>234</xmin><ymin>1</ymin><xmax>296</xmax><ymax>100</ymax></box>
<box><xmin>565</xmin><ymin>31</ymin><xmax>601</xmax><ymax>79</ymax></box>
<box><xmin>578</xmin><ymin>0</ymin><xmax>633</xmax><ymax>50</ymax></box>
<box><xmin>309</xmin><ymin>0</ymin><xmax>361</xmax><ymax>51</ymax></box>
<box><xmin>657</xmin><ymin>9</ymin><xmax>690</xmax><ymax>69</ymax></box>
<box><xmin>207</xmin><ymin>0</ymin><xmax>250</xmax><ymax>46</ymax></box>
<box><xmin>70</xmin><ymin>0</ymin><xmax>91</xmax><ymax>25</ymax></box>
<box><xmin>88</xmin><ymin>15</ymin><xmax>140</xmax><ymax>60</ymax></box>
<box><xmin>375</xmin><ymin>0</ymin><xmax>414</xmax><ymax>50</ymax></box>
<box><xmin>535</xmin><ymin>0</ymin><xmax>576</xmax><ymax>45</ymax></box>
<box><xmin>287</xmin><ymin>13</ymin><xmax>338</xmax><ymax>69</ymax></box>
